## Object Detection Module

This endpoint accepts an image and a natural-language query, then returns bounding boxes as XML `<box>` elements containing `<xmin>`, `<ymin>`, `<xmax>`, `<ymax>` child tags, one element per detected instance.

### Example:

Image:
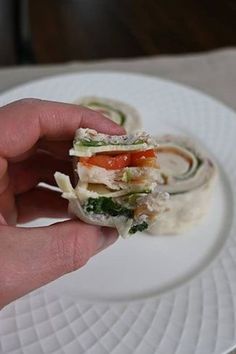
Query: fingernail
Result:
<box><xmin>97</xmin><ymin>227</ymin><xmax>119</xmax><ymax>253</ymax></box>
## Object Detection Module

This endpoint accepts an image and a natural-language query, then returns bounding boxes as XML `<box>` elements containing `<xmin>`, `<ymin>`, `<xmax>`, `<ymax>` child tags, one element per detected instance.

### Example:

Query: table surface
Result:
<box><xmin>0</xmin><ymin>48</ymin><xmax>236</xmax><ymax>354</ymax></box>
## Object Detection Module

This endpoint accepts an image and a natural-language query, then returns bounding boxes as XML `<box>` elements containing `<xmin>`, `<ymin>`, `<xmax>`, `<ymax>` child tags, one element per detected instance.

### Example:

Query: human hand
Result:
<box><xmin>0</xmin><ymin>98</ymin><xmax>125</xmax><ymax>309</ymax></box>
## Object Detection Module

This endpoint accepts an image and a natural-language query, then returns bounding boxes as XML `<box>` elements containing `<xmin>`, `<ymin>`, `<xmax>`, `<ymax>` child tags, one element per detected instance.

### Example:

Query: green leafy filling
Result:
<box><xmin>85</xmin><ymin>197</ymin><xmax>149</xmax><ymax>235</ymax></box>
<box><xmin>122</xmin><ymin>170</ymin><xmax>133</xmax><ymax>183</ymax></box>
<box><xmin>76</xmin><ymin>139</ymin><xmax>107</xmax><ymax>147</ymax></box>
<box><xmin>129</xmin><ymin>222</ymin><xmax>148</xmax><ymax>234</ymax></box>
<box><xmin>123</xmin><ymin>190</ymin><xmax>151</xmax><ymax>206</ymax></box>
<box><xmin>74</xmin><ymin>139</ymin><xmax>145</xmax><ymax>148</ymax></box>
<box><xmin>85</xmin><ymin>197</ymin><xmax>133</xmax><ymax>218</ymax></box>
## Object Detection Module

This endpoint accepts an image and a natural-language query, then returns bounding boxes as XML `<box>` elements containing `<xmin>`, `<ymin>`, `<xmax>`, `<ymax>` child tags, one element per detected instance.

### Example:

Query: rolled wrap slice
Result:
<box><xmin>75</xmin><ymin>96</ymin><xmax>142</xmax><ymax>133</ymax></box>
<box><xmin>55</xmin><ymin>128</ymin><xmax>168</xmax><ymax>238</ymax></box>
<box><xmin>148</xmin><ymin>135</ymin><xmax>217</xmax><ymax>235</ymax></box>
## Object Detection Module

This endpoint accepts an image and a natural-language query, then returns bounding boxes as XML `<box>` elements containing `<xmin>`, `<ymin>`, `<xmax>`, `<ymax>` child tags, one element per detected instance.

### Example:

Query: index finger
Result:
<box><xmin>0</xmin><ymin>98</ymin><xmax>125</xmax><ymax>159</ymax></box>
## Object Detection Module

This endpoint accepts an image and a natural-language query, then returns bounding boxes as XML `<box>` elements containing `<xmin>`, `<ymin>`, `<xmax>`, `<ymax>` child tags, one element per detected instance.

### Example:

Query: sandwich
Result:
<box><xmin>55</xmin><ymin>128</ymin><xmax>168</xmax><ymax>237</ymax></box>
<box><xmin>148</xmin><ymin>135</ymin><xmax>216</xmax><ymax>235</ymax></box>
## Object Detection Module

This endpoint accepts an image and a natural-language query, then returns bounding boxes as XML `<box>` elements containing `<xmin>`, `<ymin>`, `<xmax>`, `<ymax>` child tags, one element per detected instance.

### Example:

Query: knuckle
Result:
<box><xmin>70</xmin><ymin>235</ymin><xmax>91</xmax><ymax>270</ymax></box>
<box><xmin>53</xmin><ymin>226</ymin><xmax>92</xmax><ymax>274</ymax></box>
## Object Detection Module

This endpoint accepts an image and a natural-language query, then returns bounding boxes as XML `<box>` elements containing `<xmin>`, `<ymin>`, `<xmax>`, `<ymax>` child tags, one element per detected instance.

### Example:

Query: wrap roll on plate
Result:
<box><xmin>148</xmin><ymin>135</ymin><xmax>217</xmax><ymax>235</ymax></box>
<box><xmin>55</xmin><ymin>129</ymin><xmax>168</xmax><ymax>238</ymax></box>
<box><xmin>76</xmin><ymin>97</ymin><xmax>142</xmax><ymax>133</ymax></box>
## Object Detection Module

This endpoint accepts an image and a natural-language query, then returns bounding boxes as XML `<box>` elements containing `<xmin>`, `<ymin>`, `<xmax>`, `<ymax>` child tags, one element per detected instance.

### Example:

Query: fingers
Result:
<box><xmin>38</xmin><ymin>140</ymin><xmax>72</xmax><ymax>160</ymax></box>
<box><xmin>16</xmin><ymin>187</ymin><xmax>69</xmax><ymax>223</ymax></box>
<box><xmin>0</xmin><ymin>99</ymin><xmax>125</xmax><ymax>159</ymax></box>
<box><xmin>0</xmin><ymin>221</ymin><xmax>118</xmax><ymax>308</ymax></box>
<box><xmin>9</xmin><ymin>152</ymin><xmax>74</xmax><ymax>194</ymax></box>
<box><xmin>9</xmin><ymin>141</ymin><xmax>73</xmax><ymax>162</ymax></box>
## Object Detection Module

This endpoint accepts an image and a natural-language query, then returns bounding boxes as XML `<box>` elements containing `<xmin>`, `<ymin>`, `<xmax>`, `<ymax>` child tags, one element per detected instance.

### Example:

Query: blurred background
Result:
<box><xmin>1</xmin><ymin>0</ymin><xmax>236</xmax><ymax>67</ymax></box>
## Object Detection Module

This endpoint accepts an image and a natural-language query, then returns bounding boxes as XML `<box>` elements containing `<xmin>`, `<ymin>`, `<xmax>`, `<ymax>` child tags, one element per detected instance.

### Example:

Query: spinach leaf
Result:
<box><xmin>129</xmin><ymin>222</ymin><xmax>148</xmax><ymax>234</ymax></box>
<box><xmin>85</xmin><ymin>197</ymin><xmax>133</xmax><ymax>218</ymax></box>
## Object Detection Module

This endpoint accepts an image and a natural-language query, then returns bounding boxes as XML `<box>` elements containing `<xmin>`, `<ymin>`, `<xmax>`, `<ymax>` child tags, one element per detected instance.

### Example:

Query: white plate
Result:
<box><xmin>0</xmin><ymin>72</ymin><xmax>236</xmax><ymax>354</ymax></box>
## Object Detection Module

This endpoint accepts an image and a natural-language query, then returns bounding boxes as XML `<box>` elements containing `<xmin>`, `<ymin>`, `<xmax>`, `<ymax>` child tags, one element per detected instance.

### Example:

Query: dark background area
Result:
<box><xmin>1</xmin><ymin>0</ymin><xmax>236</xmax><ymax>66</ymax></box>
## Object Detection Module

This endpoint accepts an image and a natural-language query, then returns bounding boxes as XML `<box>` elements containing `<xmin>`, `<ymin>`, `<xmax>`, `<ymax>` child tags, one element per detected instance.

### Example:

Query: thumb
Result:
<box><xmin>0</xmin><ymin>220</ymin><xmax>118</xmax><ymax>308</ymax></box>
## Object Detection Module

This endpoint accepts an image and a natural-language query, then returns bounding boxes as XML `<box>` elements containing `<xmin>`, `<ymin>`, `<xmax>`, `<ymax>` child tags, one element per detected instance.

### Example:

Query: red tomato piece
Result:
<box><xmin>80</xmin><ymin>153</ymin><xmax>131</xmax><ymax>170</ymax></box>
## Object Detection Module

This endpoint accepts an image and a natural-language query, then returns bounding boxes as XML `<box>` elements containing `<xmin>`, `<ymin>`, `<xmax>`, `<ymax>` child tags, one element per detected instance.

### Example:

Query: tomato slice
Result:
<box><xmin>130</xmin><ymin>149</ymin><xmax>157</xmax><ymax>167</ymax></box>
<box><xmin>80</xmin><ymin>153</ymin><xmax>131</xmax><ymax>170</ymax></box>
<box><xmin>80</xmin><ymin>149</ymin><xmax>157</xmax><ymax>169</ymax></box>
